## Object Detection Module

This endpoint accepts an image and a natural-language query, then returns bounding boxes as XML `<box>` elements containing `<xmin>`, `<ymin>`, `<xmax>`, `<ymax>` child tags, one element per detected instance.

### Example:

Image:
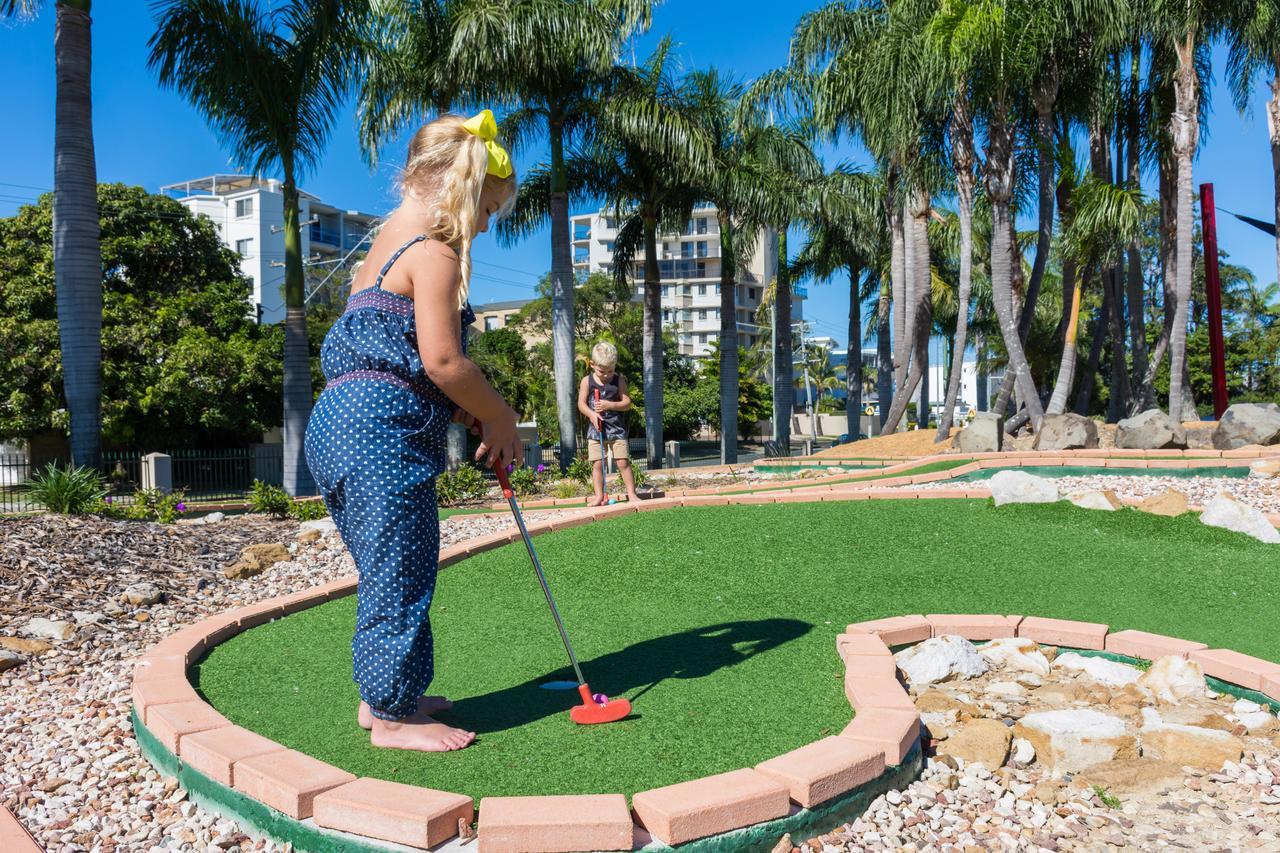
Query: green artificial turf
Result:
<box><xmin>195</xmin><ymin>500</ymin><xmax>1280</xmax><ymax>802</ymax></box>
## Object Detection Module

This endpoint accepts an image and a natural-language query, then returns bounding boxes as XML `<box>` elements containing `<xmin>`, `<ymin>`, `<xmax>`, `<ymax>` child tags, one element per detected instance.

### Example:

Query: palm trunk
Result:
<box><xmin>772</xmin><ymin>228</ymin><xmax>792</xmax><ymax>449</ymax></box>
<box><xmin>1126</xmin><ymin>46</ymin><xmax>1152</xmax><ymax>412</ymax></box>
<box><xmin>548</xmin><ymin>117</ymin><xmax>577</xmax><ymax>468</ymax></box>
<box><xmin>1023</xmin><ymin>74</ymin><xmax>1057</xmax><ymax>335</ymax></box>
<box><xmin>642</xmin><ymin>213</ymin><xmax>663</xmax><ymax>469</ymax></box>
<box><xmin>895</xmin><ymin>200</ymin><xmax>913</xmax><ymax>392</ymax></box>
<box><xmin>54</xmin><ymin>2</ymin><xmax>102</xmax><ymax>470</ymax></box>
<box><xmin>986</xmin><ymin>112</ymin><xmax>1044</xmax><ymax>431</ymax></box>
<box><xmin>937</xmin><ymin>94</ymin><xmax>975</xmax><ymax>441</ymax></box>
<box><xmin>1145</xmin><ymin>150</ymin><xmax>1177</xmax><ymax>401</ymax></box>
<box><xmin>1271</xmin><ymin>70</ymin><xmax>1280</xmax><ymax>301</ymax></box>
<box><xmin>845</xmin><ymin>262</ymin><xmax>862</xmax><ymax>439</ymax></box>
<box><xmin>975</xmin><ymin>325</ymin><xmax>988</xmax><ymax>411</ymax></box>
<box><xmin>281</xmin><ymin>179</ymin><xmax>315</xmax><ymax>495</ymax></box>
<box><xmin>876</xmin><ymin>277</ymin><xmax>892</xmax><ymax>428</ymax></box>
<box><xmin>888</xmin><ymin>168</ymin><xmax>906</xmax><ymax>392</ymax></box>
<box><xmin>718</xmin><ymin>212</ymin><xmax>738</xmax><ymax>463</ymax></box>
<box><xmin>911</xmin><ymin>190</ymin><xmax>931</xmax><ymax>428</ymax></box>
<box><xmin>1046</xmin><ymin>261</ymin><xmax>1084</xmax><ymax>414</ymax></box>
<box><xmin>1106</xmin><ymin>266</ymin><xmax>1132</xmax><ymax>420</ymax></box>
<box><xmin>1075</xmin><ymin>284</ymin><xmax>1109</xmax><ymax>414</ymax></box>
<box><xmin>1168</xmin><ymin>32</ymin><xmax>1198</xmax><ymax>424</ymax></box>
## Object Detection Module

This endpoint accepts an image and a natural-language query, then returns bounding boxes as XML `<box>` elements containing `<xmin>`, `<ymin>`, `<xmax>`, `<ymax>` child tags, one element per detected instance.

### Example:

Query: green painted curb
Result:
<box><xmin>133</xmin><ymin>705</ymin><xmax>923</xmax><ymax>852</ymax></box>
<box><xmin>953</xmin><ymin>465</ymin><xmax>1251</xmax><ymax>482</ymax></box>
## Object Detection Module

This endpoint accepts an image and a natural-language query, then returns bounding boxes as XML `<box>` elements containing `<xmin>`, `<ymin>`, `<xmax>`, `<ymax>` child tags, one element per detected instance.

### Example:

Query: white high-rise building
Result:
<box><xmin>570</xmin><ymin>205</ymin><xmax>798</xmax><ymax>359</ymax></box>
<box><xmin>161</xmin><ymin>175</ymin><xmax>378</xmax><ymax>324</ymax></box>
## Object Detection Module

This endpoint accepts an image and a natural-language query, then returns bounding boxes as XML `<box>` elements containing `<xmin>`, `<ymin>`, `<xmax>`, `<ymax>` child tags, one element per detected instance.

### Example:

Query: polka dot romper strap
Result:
<box><xmin>303</xmin><ymin>234</ymin><xmax>456</xmax><ymax>721</ymax></box>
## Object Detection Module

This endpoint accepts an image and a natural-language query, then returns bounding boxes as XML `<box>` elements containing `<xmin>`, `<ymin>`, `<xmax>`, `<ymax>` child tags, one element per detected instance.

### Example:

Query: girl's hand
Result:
<box><xmin>452</xmin><ymin>408</ymin><xmax>479</xmax><ymax>435</ymax></box>
<box><xmin>476</xmin><ymin>406</ymin><xmax>522</xmax><ymax>470</ymax></box>
<box><xmin>590</xmin><ymin>411</ymin><xmax>603</xmax><ymax>431</ymax></box>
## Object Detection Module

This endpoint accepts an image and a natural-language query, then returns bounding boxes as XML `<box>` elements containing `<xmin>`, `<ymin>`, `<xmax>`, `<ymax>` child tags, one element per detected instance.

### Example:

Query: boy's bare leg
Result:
<box><xmin>358</xmin><ymin>697</ymin><xmax>452</xmax><ymax>730</ymax></box>
<box><xmin>587</xmin><ymin>458</ymin><xmax>605</xmax><ymax>506</ymax></box>
<box><xmin>617</xmin><ymin>459</ymin><xmax>642</xmax><ymax>502</ymax></box>
<box><xmin>369</xmin><ymin>710</ymin><xmax>475</xmax><ymax>752</ymax></box>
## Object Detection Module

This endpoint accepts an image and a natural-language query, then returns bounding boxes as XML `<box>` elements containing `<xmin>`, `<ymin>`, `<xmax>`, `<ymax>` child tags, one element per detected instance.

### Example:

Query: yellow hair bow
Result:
<box><xmin>462</xmin><ymin>109</ymin><xmax>513</xmax><ymax>179</ymax></box>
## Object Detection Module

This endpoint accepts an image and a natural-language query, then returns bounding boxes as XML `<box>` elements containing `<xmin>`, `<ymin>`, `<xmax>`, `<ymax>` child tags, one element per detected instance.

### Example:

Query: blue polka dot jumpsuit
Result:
<box><xmin>304</xmin><ymin>235</ymin><xmax>474</xmax><ymax>721</ymax></box>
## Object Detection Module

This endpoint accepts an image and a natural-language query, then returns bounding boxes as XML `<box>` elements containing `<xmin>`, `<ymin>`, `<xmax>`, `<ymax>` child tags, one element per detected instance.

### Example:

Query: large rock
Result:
<box><xmin>1136</xmin><ymin>489</ymin><xmax>1190</xmax><ymax>517</ymax></box>
<box><xmin>22</xmin><ymin>617</ymin><xmax>74</xmax><ymax>641</ymax></box>
<box><xmin>989</xmin><ymin>470</ymin><xmax>1061</xmax><ymax>506</ymax></box>
<box><xmin>1014</xmin><ymin>710</ymin><xmax>1138</xmax><ymax>776</ymax></box>
<box><xmin>1071</xmin><ymin>758</ymin><xmax>1185</xmax><ymax>797</ymax></box>
<box><xmin>1212</xmin><ymin>403</ymin><xmax>1280</xmax><ymax>450</ymax></box>
<box><xmin>979</xmin><ymin>637</ymin><xmax>1051</xmax><ymax>677</ymax></box>
<box><xmin>0</xmin><ymin>637</ymin><xmax>53</xmax><ymax>655</ymax></box>
<box><xmin>956</xmin><ymin>412</ymin><xmax>1004</xmax><ymax>453</ymax></box>
<box><xmin>1033</xmin><ymin>413</ymin><xmax>1099</xmax><ymax>451</ymax></box>
<box><xmin>1054</xmin><ymin>652</ymin><xmax>1143</xmax><ymax>688</ymax></box>
<box><xmin>894</xmin><ymin>635</ymin><xmax>989</xmax><ymax>688</ymax></box>
<box><xmin>223</xmin><ymin>542</ymin><xmax>292</xmax><ymax>580</ymax></box>
<box><xmin>1199</xmin><ymin>493</ymin><xmax>1280</xmax><ymax>544</ymax></box>
<box><xmin>1067</xmin><ymin>490</ymin><xmax>1122</xmax><ymax>511</ymax></box>
<box><xmin>0</xmin><ymin>649</ymin><xmax>23</xmax><ymax>673</ymax></box>
<box><xmin>939</xmin><ymin>719</ymin><xmax>1012</xmax><ymax>769</ymax></box>
<box><xmin>1116</xmin><ymin>409</ymin><xmax>1188</xmax><ymax>450</ymax></box>
<box><xmin>1138</xmin><ymin>655</ymin><xmax>1206</xmax><ymax>704</ymax></box>
<box><xmin>1249</xmin><ymin>458</ymin><xmax>1280</xmax><ymax>479</ymax></box>
<box><xmin>122</xmin><ymin>582</ymin><xmax>162</xmax><ymax>606</ymax></box>
<box><xmin>1141</xmin><ymin>722</ymin><xmax>1243</xmax><ymax>770</ymax></box>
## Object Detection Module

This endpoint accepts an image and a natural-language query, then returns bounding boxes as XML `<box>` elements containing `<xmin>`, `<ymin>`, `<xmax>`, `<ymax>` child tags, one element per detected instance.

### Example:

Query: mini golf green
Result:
<box><xmin>194</xmin><ymin>501</ymin><xmax>1280</xmax><ymax>801</ymax></box>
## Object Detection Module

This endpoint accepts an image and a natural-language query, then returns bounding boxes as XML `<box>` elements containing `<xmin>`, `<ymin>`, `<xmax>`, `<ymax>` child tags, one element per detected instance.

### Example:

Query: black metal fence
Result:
<box><xmin>0</xmin><ymin>445</ymin><xmax>284</xmax><ymax>514</ymax></box>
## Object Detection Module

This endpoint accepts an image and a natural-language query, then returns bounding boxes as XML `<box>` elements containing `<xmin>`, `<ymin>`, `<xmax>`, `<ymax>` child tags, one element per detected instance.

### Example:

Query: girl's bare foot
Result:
<box><xmin>370</xmin><ymin>713</ymin><xmax>475</xmax><ymax>752</ymax></box>
<box><xmin>357</xmin><ymin>696</ymin><xmax>453</xmax><ymax>730</ymax></box>
<box><xmin>626</xmin><ymin>491</ymin><xmax>643</xmax><ymax>503</ymax></box>
<box><xmin>585</xmin><ymin>495</ymin><xmax>604</xmax><ymax>507</ymax></box>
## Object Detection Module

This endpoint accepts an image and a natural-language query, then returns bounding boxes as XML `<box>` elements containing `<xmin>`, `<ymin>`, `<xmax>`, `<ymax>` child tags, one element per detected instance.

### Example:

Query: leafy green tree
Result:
<box><xmin>149</xmin><ymin>0</ymin><xmax>368</xmax><ymax>495</ymax></box>
<box><xmin>469</xmin><ymin>326</ymin><xmax>533</xmax><ymax>419</ymax></box>
<box><xmin>0</xmin><ymin>185</ymin><xmax>283</xmax><ymax>448</ymax></box>
<box><xmin>3</xmin><ymin>0</ymin><xmax>103</xmax><ymax>468</ymax></box>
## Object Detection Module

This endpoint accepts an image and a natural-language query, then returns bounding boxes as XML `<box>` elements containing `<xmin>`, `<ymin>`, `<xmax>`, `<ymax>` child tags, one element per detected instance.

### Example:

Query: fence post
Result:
<box><xmin>664</xmin><ymin>440</ymin><xmax>680</xmax><ymax>470</ymax></box>
<box><xmin>802</xmin><ymin>439</ymin><xmax>814</xmax><ymax>457</ymax></box>
<box><xmin>141</xmin><ymin>453</ymin><xmax>173</xmax><ymax>494</ymax></box>
<box><xmin>528</xmin><ymin>442</ymin><xmax>542</xmax><ymax>469</ymax></box>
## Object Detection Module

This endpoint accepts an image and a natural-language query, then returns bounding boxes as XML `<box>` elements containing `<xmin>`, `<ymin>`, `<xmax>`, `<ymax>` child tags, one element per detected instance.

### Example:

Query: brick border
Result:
<box><xmin>127</xmin><ymin>457</ymin><xmax>1280</xmax><ymax>852</ymax></box>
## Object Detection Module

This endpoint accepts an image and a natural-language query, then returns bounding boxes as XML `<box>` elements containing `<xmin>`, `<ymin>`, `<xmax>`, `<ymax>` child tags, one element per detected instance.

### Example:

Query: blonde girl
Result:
<box><xmin>304</xmin><ymin>111</ymin><xmax>521</xmax><ymax>753</ymax></box>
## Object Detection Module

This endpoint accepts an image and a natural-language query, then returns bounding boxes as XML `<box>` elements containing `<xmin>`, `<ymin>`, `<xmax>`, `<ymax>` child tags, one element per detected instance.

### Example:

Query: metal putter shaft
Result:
<box><xmin>491</xmin><ymin>460</ymin><xmax>631</xmax><ymax>725</ymax></box>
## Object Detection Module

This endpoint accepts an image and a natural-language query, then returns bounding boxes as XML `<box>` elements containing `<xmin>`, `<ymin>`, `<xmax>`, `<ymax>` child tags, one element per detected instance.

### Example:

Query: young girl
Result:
<box><xmin>304</xmin><ymin>111</ymin><xmax>521</xmax><ymax>753</ymax></box>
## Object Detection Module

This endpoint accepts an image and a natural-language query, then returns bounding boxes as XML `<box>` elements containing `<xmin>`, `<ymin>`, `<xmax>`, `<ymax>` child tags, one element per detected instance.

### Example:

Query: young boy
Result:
<box><xmin>577</xmin><ymin>341</ymin><xmax>642</xmax><ymax>506</ymax></box>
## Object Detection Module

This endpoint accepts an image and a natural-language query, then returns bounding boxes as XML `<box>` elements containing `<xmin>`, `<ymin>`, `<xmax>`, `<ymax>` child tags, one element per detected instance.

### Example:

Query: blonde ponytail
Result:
<box><xmin>401</xmin><ymin>115</ymin><xmax>516</xmax><ymax>307</ymax></box>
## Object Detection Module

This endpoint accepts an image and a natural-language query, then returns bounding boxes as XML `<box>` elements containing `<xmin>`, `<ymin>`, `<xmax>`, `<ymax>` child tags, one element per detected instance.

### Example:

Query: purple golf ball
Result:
<box><xmin>592</xmin><ymin>693</ymin><xmax>608</xmax><ymax>705</ymax></box>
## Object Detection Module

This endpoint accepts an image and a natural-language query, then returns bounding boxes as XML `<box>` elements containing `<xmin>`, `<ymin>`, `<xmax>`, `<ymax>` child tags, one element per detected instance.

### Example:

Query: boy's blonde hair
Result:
<box><xmin>591</xmin><ymin>341</ymin><xmax>618</xmax><ymax>369</ymax></box>
<box><xmin>400</xmin><ymin>115</ymin><xmax>517</xmax><ymax>307</ymax></box>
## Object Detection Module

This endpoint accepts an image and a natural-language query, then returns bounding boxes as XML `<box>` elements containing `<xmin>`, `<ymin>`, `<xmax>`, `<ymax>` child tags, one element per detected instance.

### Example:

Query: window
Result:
<box><xmin>234</xmin><ymin>198</ymin><xmax>253</xmax><ymax>218</ymax></box>
<box><xmin>234</xmin><ymin>238</ymin><xmax>252</xmax><ymax>257</ymax></box>
<box><xmin>681</xmin><ymin>242</ymin><xmax>693</xmax><ymax>259</ymax></box>
<box><xmin>696</xmin><ymin>217</ymin><xmax>708</xmax><ymax>234</ymax></box>
<box><xmin>715</xmin><ymin>309</ymin><xmax>721</xmax><ymax>320</ymax></box>
<box><xmin>662</xmin><ymin>285</ymin><xmax>670</xmax><ymax>297</ymax></box>
<box><xmin>484</xmin><ymin>316</ymin><xmax>499</xmax><ymax>331</ymax></box>
<box><xmin>715</xmin><ymin>284</ymin><xmax>721</xmax><ymax>294</ymax></box>
<box><xmin>696</xmin><ymin>262</ymin><xmax>706</xmax><ymax>278</ymax></box>
<box><xmin>681</xmin><ymin>310</ymin><xmax>692</xmax><ymax>322</ymax></box>
<box><xmin>685</xmin><ymin>219</ymin><xmax>694</xmax><ymax>235</ymax></box>
<box><xmin>605</xmin><ymin>217</ymin><xmax>617</xmax><ymax>229</ymax></box>
<box><xmin>699</xmin><ymin>333</ymin><xmax>707</xmax><ymax>343</ymax></box>
<box><xmin>574</xmin><ymin>246</ymin><xmax>589</xmax><ymax>264</ymax></box>
<box><xmin>696</xmin><ymin>240</ymin><xmax>708</xmax><ymax>258</ymax></box>
<box><xmin>573</xmin><ymin>223</ymin><xmax>591</xmax><ymax>240</ymax></box>
<box><xmin>606</xmin><ymin>241</ymin><xmax>615</xmax><ymax>252</ymax></box>
<box><xmin>698</xmin><ymin>309</ymin><xmax>707</xmax><ymax>320</ymax></box>
<box><xmin>749</xmin><ymin>287</ymin><xmax>758</xmax><ymax>300</ymax></box>
<box><xmin>505</xmin><ymin>314</ymin><xmax>517</xmax><ymax>324</ymax></box>
<box><xmin>698</xmin><ymin>284</ymin><xmax>707</xmax><ymax>296</ymax></box>
<box><xmin>682</xmin><ymin>284</ymin><xmax>691</xmax><ymax>295</ymax></box>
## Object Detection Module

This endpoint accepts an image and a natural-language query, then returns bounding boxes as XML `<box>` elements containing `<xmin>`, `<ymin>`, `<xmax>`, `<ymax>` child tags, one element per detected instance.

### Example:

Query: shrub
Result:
<box><xmin>288</xmin><ymin>498</ymin><xmax>329</xmax><ymax>521</ymax></box>
<box><xmin>549</xmin><ymin>479</ymin><xmax>582</xmax><ymax>499</ymax></box>
<box><xmin>437</xmin><ymin>464</ymin><xmax>490</xmax><ymax>506</ymax></box>
<box><xmin>565</xmin><ymin>455</ymin><xmax>592</xmax><ymax>484</ymax></box>
<box><xmin>22</xmin><ymin>463</ymin><xmax>106</xmax><ymax>515</ymax></box>
<box><xmin>124</xmin><ymin>488</ymin><xmax>189</xmax><ymax>524</ymax></box>
<box><xmin>616</xmin><ymin>466</ymin><xmax>649</xmax><ymax>491</ymax></box>
<box><xmin>248</xmin><ymin>480</ymin><xmax>292</xmax><ymax>518</ymax></box>
<box><xmin>507</xmin><ymin>465</ymin><xmax>539</xmax><ymax>497</ymax></box>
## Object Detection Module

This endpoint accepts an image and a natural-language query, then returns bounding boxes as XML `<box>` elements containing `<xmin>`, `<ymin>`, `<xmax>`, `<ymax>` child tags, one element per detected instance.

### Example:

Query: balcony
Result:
<box><xmin>309</xmin><ymin>224</ymin><xmax>340</xmax><ymax>246</ymax></box>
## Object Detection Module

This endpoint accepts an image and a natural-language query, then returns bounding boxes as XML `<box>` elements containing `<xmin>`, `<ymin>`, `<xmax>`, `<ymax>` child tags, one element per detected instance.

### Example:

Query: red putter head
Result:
<box><xmin>570</xmin><ymin>683</ymin><xmax>632</xmax><ymax>725</ymax></box>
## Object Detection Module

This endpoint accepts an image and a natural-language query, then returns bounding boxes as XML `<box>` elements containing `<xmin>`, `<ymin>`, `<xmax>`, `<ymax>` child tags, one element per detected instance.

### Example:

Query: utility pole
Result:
<box><xmin>798</xmin><ymin>322</ymin><xmax>818</xmax><ymax>445</ymax></box>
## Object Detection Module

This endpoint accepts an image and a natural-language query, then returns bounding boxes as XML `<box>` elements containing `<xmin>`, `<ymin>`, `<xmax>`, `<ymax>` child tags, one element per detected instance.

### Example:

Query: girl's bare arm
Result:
<box><xmin>612</xmin><ymin>374</ymin><xmax>633</xmax><ymax>411</ymax></box>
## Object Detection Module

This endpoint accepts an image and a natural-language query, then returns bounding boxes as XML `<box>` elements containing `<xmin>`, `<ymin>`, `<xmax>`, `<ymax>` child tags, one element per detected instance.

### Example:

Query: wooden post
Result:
<box><xmin>1199</xmin><ymin>183</ymin><xmax>1229</xmax><ymax>419</ymax></box>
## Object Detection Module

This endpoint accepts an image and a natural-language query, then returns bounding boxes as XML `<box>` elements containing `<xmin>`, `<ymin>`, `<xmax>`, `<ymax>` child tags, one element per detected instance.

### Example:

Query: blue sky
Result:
<box><xmin>3</xmin><ymin>1</ymin><xmax>1278</xmax><ymax>351</ymax></box>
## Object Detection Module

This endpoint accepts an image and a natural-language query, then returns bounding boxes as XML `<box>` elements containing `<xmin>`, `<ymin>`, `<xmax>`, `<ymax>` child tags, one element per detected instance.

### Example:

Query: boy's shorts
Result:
<box><xmin>588</xmin><ymin>438</ymin><xmax>630</xmax><ymax>462</ymax></box>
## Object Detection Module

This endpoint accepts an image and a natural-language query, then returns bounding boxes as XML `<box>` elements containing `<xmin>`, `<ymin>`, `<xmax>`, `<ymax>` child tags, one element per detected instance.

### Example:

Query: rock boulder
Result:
<box><xmin>1138</xmin><ymin>655</ymin><xmax>1206</xmax><ymax>704</ymax></box>
<box><xmin>940</xmin><ymin>719</ymin><xmax>1012</xmax><ymax>769</ymax></box>
<box><xmin>894</xmin><ymin>635</ymin><xmax>989</xmax><ymax>688</ymax></box>
<box><xmin>1212</xmin><ymin>403</ymin><xmax>1280</xmax><ymax>450</ymax></box>
<box><xmin>1116</xmin><ymin>409</ymin><xmax>1188</xmax><ymax>450</ymax></box>
<box><xmin>956</xmin><ymin>412</ymin><xmax>1004</xmax><ymax>453</ymax></box>
<box><xmin>1136</xmin><ymin>489</ymin><xmax>1190</xmax><ymax>517</ymax></box>
<box><xmin>979</xmin><ymin>637</ymin><xmax>1052</xmax><ymax>677</ymax></box>
<box><xmin>22</xmin><ymin>617</ymin><xmax>74</xmax><ymax>641</ymax></box>
<box><xmin>1054</xmin><ymin>652</ymin><xmax>1143</xmax><ymax>688</ymax></box>
<box><xmin>1068</xmin><ymin>490</ymin><xmax>1123</xmax><ymax>511</ymax></box>
<box><xmin>1140</xmin><ymin>722</ymin><xmax>1243</xmax><ymax>770</ymax></box>
<box><xmin>989</xmin><ymin>470</ymin><xmax>1061</xmax><ymax>506</ymax></box>
<box><xmin>1033</xmin><ymin>413</ymin><xmax>1099</xmax><ymax>451</ymax></box>
<box><xmin>1199</xmin><ymin>493</ymin><xmax>1280</xmax><ymax>544</ymax></box>
<box><xmin>1014</xmin><ymin>710</ymin><xmax>1138</xmax><ymax>776</ymax></box>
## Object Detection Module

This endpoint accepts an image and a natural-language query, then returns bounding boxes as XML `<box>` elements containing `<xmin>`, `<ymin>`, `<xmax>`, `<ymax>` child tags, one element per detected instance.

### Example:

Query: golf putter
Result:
<box><xmin>490</xmin><ymin>455</ymin><xmax>631</xmax><ymax>725</ymax></box>
<box><xmin>593</xmin><ymin>387</ymin><xmax>610</xmax><ymax>504</ymax></box>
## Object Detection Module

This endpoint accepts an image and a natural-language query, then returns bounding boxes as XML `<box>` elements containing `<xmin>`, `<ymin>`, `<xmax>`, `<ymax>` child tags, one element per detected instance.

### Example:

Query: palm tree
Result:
<box><xmin>150</xmin><ymin>0</ymin><xmax>368</xmax><ymax>496</ymax></box>
<box><xmin>685</xmin><ymin>69</ymin><xmax>815</xmax><ymax>463</ymax></box>
<box><xmin>3</xmin><ymin>0</ymin><xmax>102</xmax><ymax>468</ymax></box>
<box><xmin>452</xmin><ymin>0</ymin><xmax>652</xmax><ymax>469</ymax></box>
<box><xmin>1225</xmin><ymin>0</ymin><xmax>1280</xmax><ymax>305</ymax></box>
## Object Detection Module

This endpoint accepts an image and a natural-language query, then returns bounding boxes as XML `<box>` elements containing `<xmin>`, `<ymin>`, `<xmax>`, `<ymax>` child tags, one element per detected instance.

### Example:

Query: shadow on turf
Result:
<box><xmin>438</xmin><ymin>618</ymin><xmax>812</xmax><ymax>734</ymax></box>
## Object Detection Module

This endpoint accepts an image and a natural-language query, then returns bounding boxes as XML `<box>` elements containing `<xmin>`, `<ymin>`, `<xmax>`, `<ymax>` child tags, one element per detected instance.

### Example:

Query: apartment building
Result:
<box><xmin>161</xmin><ymin>174</ymin><xmax>379</xmax><ymax>324</ymax></box>
<box><xmin>570</xmin><ymin>205</ymin><xmax>797</xmax><ymax>359</ymax></box>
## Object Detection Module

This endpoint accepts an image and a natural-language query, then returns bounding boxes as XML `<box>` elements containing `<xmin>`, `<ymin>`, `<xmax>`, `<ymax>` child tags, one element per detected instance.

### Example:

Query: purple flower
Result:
<box><xmin>104</xmin><ymin>496</ymin><xmax>113</xmax><ymax>504</ymax></box>
<box><xmin>176</xmin><ymin>502</ymin><xmax>186</xmax><ymax>512</ymax></box>
<box><xmin>536</xmin><ymin>464</ymin><xmax>546</xmax><ymax>474</ymax></box>
<box><xmin>506</xmin><ymin>463</ymin><xmax>514</xmax><ymax>473</ymax></box>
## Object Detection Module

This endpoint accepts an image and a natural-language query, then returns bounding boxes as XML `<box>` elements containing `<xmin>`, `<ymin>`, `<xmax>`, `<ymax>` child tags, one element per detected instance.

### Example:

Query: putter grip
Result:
<box><xmin>475</xmin><ymin>419</ymin><xmax>515</xmax><ymax>498</ymax></box>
